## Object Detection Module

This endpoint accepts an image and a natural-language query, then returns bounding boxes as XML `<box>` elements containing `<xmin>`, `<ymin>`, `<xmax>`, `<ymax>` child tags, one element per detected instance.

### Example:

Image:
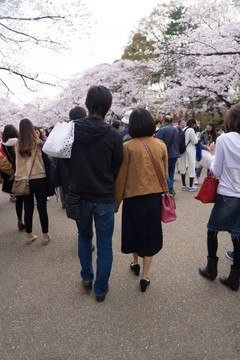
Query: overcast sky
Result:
<box><xmin>15</xmin><ymin>0</ymin><xmax>163</xmax><ymax>103</ymax></box>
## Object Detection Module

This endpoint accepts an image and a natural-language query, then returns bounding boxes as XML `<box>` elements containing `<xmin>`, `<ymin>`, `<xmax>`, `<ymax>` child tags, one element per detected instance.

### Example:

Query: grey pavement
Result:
<box><xmin>0</xmin><ymin>173</ymin><xmax>239</xmax><ymax>360</ymax></box>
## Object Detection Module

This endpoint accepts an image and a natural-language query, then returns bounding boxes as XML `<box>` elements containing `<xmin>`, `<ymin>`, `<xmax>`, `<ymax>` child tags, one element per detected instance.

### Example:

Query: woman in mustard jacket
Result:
<box><xmin>115</xmin><ymin>108</ymin><xmax>168</xmax><ymax>292</ymax></box>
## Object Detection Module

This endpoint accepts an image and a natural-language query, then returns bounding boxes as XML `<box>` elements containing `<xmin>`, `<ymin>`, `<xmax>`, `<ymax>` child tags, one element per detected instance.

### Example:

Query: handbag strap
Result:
<box><xmin>139</xmin><ymin>137</ymin><xmax>167</xmax><ymax>192</ymax></box>
<box><xmin>27</xmin><ymin>146</ymin><xmax>38</xmax><ymax>180</ymax></box>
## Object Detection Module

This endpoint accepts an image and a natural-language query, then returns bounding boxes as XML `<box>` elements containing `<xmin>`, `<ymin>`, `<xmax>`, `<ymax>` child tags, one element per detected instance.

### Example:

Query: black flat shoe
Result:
<box><xmin>140</xmin><ymin>278</ymin><xmax>150</xmax><ymax>292</ymax></box>
<box><xmin>130</xmin><ymin>262</ymin><xmax>140</xmax><ymax>276</ymax></box>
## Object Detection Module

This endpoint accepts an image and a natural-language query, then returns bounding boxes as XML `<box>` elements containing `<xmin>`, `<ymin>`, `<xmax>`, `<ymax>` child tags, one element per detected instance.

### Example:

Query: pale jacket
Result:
<box><xmin>115</xmin><ymin>137</ymin><xmax>168</xmax><ymax>212</ymax></box>
<box><xmin>211</xmin><ymin>132</ymin><xmax>240</xmax><ymax>198</ymax></box>
<box><xmin>15</xmin><ymin>140</ymin><xmax>46</xmax><ymax>181</ymax></box>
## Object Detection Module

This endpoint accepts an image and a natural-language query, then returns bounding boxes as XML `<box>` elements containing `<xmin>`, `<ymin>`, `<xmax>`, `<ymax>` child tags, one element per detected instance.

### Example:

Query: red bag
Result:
<box><xmin>161</xmin><ymin>193</ymin><xmax>177</xmax><ymax>223</ymax></box>
<box><xmin>194</xmin><ymin>172</ymin><xmax>219</xmax><ymax>204</ymax></box>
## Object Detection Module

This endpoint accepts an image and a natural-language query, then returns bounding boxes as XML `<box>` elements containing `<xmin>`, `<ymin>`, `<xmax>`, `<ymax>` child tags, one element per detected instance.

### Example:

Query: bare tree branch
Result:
<box><xmin>0</xmin><ymin>16</ymin><xmax>64</xmax><ymax>21</ymax></box>
<box><xmin>0</xmin><ymin>67</ymin><xmax>56</xmax><ymax>87</ymax></box>
<box><xmin>0</xmin><ymin>22</ymin><xmax>60</xmax><ymax>45</ymax></box>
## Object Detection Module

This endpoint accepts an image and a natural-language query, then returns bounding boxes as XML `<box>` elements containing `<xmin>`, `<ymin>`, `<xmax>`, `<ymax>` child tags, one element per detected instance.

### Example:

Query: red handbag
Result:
<box><xmin>139</xmin><ymin>138</ymin><xmax>176</xmax><ymax>223</ymax></box>
<box><xmin>194</xmin><ymin>171</ymin><xmax>219</xmax><ymax>203</ymax></box>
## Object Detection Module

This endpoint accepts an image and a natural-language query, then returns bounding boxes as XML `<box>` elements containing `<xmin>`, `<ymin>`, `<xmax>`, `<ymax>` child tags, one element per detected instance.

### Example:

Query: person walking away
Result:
<box><xmin>0</xmin><ymin>153</ymin><xmax>14</xmax><ymax>185</ymax></box>
<box><xmin>180</xmin><ymin>118</ymin><xmax>199</xmax><ymax>191</ymax></box>
<box><xmin>15</xmin><ymin>119</ymin><xmax>52</xmax><ymax>245</ymax></box>
<box><xmin>120</xmin><ymin>110</ymin><xmax>133</xmax><ymax>142</ymax></box>
<box><xmin>199</xmin><ymin>104</ymin><xmax>240</xmax><ymax>291</ymax></box>
<box><xmin>1</xmin><ymin>125</ymin><xmax>25</xmax><ymax>231</ymax></box>
<box><xmin>157</xmin><ymin>115</ymin><xmax>179</xmax><ymax>196</ymax></box>
<box><xmin>195</xmin><ymin>121</ymin><xmax>216</xmax><ymax>185</ymax></box>
<box><xmin>67</xmin><ymin>86</ymin><xmax>123</xmax><ymax>302</ymax></box>
<box><xmin>115</xmin><ymin>108</ymin><xmax>168</xmax><ymax>293</ymax></box>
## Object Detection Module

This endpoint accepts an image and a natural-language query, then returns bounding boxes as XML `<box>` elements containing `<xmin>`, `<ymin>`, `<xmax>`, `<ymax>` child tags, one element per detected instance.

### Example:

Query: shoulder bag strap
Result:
<box><xmin>139</xmin><ymin>138</ymin><xmax>167</xmax><ymax>192</ymax></box>
<box><xmin>27</xmin><ymin>146</ymin><xmax>38</xmax><ymax>180</ymax></box>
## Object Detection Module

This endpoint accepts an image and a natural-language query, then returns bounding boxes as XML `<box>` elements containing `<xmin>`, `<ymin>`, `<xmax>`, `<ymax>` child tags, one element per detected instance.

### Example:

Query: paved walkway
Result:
<box><xmin>0</xmin><ymin>173</ymin><xmax>239</xmax><ymax>360</ymax></box>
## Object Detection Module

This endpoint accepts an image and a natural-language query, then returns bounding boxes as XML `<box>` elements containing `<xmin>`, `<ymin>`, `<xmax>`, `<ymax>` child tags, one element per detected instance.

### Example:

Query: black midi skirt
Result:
<box><xmin>121</xmin><ymin>193</ymin><xmax>163</xmax><ymax>257</ymax></box>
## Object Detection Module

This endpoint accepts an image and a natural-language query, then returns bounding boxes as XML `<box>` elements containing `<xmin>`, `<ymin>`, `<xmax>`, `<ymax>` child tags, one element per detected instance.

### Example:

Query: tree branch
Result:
<box><xmin>0</xmin><ymin>67</ymin><xmax>56</xmax><ymax>87</ymax></box>
<box><xmin>0</xmin><ymin>16</ymin><xmax>64</xmax><ymax>21</ymax></box>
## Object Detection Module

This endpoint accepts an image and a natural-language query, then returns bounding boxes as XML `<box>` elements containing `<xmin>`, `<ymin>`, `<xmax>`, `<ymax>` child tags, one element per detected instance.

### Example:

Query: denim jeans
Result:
<box><xmin>167</xmin><ymin>157</ymin><xmax>177</xmax><ymax>192</ymax></box>
<box><xmin>76</xmin><ymin>201</ymin><xmax>115</xmax><ymax>296</ymax></box>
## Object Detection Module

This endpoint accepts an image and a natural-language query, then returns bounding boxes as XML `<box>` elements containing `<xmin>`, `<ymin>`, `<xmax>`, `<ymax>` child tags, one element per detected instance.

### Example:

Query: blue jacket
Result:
<box><xmin>156</xmin><ymin>124</ymin><xmax>180</xmax><ymax>159</ymax></box>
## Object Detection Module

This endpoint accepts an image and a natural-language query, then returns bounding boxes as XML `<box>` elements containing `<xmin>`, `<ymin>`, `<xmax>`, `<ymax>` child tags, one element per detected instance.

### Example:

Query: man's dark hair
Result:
<box><xmin>85</xmin><ymin>86</ymin><xmax>112</xmax><ymax>119</ymax></box>
<box><xmin>178</xmin><ymin>119</ymin><xmax>184</xmax><ymax>125</ymax></box>
<box><xmin>112</xmin><ymin>120</ymin><xmax>121</xmax><ymax>130</ymax></box>
<box><xmin>164</xmin><ymin>115</ymin><xmax>173</xmax><ymax>123</ymax></box>
<box><xmin>69</xmin><ymin>106</ymin><xmax>87</xmax><ymax>120</ymax></box>
<box><xmin>128</xmin><ymin>108</ymin><xmax>156</xmax><ymax>138</ymax></box>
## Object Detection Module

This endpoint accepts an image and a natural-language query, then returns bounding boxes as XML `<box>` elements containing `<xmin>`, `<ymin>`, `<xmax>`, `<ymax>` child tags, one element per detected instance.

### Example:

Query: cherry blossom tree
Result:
<box><xmin>151</xmin><ymin>0</ymin><xmax>240</xmax><ymax>114</ymax></box>
<box><xmin>0</xmin><ymin>0</ymin><xmax>90</xmax><ymax>98</ymax></box>
<box><xmin>32</xmin><ymin>59</ymin><xmax>158</xmax><ymax>125</ymax></box>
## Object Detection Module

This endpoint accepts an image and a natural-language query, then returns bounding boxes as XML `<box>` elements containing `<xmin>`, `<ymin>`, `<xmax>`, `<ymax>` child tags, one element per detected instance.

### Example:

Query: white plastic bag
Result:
<box><xmin>43</xmin><ymin>121</ymin><xmax>75</xmax><ymax>158</ymax></box>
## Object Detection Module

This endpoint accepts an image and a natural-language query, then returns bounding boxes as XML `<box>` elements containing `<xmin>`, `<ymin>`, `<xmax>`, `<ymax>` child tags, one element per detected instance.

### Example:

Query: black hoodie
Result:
<box><xmin>68</xmin><ymin>117</ymin><xmax>123</xmax><ymax>203</ymax></box>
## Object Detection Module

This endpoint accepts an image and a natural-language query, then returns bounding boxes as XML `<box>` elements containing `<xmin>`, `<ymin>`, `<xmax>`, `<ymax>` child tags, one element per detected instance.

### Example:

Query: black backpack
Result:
<box><xmin>179</xmin><ymin>127</ymin><xmax>191</xmax><ymax>154</ymax></box>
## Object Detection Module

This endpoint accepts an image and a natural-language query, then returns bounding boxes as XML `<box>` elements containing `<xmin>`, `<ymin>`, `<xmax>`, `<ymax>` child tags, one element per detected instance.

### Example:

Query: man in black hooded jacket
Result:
<box><xmin>68</xmin><ymin>86</ymin><xmax>123</xmax><ymax>302</ymax></box>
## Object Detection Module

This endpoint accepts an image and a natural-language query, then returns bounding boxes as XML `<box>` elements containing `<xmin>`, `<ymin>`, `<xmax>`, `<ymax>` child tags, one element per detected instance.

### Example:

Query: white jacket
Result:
<box><xmin>211</xmin><ymin>132</ymin><xmax>240</xmax><ymax>197</ymax></box>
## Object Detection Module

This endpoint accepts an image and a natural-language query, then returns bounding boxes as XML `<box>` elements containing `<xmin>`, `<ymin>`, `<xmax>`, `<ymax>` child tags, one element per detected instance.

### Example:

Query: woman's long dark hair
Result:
<box><xmin>206</xmin><ymin>121</ymin><xmax>216</xmax><ymax>142</ymax></box>
<box><xmin>2</xmin><ymin>124</ymin><xmax>19</xmax><ymax>142</ymax></box>
<box><xmin>18</xmin><ymin>118</ymin><xmax>39</xmax><ymax>157</ymax></box>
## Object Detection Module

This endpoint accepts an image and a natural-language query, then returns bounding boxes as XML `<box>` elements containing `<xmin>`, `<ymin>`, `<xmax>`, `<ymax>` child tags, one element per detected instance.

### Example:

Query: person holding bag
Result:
<box><xmin>14</xmin><ymin>118</ymin><xmax>52</xmax><ymax>245</ymax></box>
<box><xmin>1</xmin><ymin>124</ymin><xmax>25</xmax><ymax>231</ymax></box>
<box><xmin>199</xmin><ymin>104</ymin><xmax>240</xmax><ymax>291</ymax></box>
<box><xmin>115</xmin><ymin>108</ymin><xmax>168</xmax><ymax>292</ymax></box>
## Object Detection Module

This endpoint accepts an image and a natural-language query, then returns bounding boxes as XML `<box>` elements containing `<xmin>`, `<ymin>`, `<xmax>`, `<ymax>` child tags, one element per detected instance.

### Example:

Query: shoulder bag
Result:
<box><xmin>139</xmin><ymin>138</ymin><xmax>176</xmax><ymax>223</ymax></box>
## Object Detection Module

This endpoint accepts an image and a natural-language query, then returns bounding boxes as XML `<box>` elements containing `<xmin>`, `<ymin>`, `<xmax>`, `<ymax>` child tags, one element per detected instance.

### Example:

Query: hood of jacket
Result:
<box><xmin>74</xmin><ymin>117</ymin><xmax>111</xmax><ymax>145</ymax></box>
<box><xmin>2</xmin><ymin>138</ymin><xmax>18</xmax><ymax>147</ymax></box>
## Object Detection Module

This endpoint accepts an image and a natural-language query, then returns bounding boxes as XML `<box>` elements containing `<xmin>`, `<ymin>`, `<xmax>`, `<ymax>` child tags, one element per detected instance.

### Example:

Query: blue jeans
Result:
<box><xmin>76</xmin><ymin>201</ymin><xmax>115</xmax><ymax>296</ymax></box>
<box><xmin>167</xmin><ymin>158</ymin><xmax>177</xmax><ymax>192</ymax></box>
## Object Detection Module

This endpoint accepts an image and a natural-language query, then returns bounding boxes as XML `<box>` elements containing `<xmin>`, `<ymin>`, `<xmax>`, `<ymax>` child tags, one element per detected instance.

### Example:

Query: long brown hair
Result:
<box><xmin>224</xmin><ymin>104</ymin><xmax>240</xmax><ymax>134</ymax></box>
<box><xmin>18</xmin><ymin>118</ymin><xmax>39</xmax><ymax>157</ymax></box>
<box><xmin>2</xmin><ymin>124</ymin><xmax>19</xmax><ymax>142</ymax></box>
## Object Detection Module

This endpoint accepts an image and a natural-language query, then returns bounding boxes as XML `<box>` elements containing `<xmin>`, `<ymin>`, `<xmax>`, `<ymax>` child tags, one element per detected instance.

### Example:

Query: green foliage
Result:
<box><xmin>165</xmin><ymin>6</ymin><xmax>187</xmax><ymax>36</ymax></box>
<box><xmin>121</xmin><ymin>33</ymin><xmax>156</xmax><ymax>61</ymax></box>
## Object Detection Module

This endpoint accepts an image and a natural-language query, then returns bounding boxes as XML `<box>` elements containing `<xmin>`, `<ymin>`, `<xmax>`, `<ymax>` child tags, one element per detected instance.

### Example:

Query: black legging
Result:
<box><xmin>23</xmin><ymin>193</ymin><xmax>48</xmax><ymax>234</ymax></box>
<box><xmin>16</xmin><ymin>196</ymin><xmax>24</xmax><ymax>220</ymax></box>
<box><xmin>207</xmin><ymin>230</ymin><xmax>240</xmax><ymax>270</ymax></box>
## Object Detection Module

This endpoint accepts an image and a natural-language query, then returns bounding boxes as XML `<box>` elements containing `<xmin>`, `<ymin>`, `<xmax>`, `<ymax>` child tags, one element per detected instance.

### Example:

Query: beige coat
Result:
<box><xmin>0</xmin><ymin>153</ymin><xmax>14</xmax><ymax>184</ymax></box>
<box><xmin>15</xmin><ymin>140</ymin><xmax>46</xmax><ymax>181</ymax></box>
<box><xmin>115</xmin><ymin>137</ymin><xmax>168</xmax><ymax>212</ymax></box>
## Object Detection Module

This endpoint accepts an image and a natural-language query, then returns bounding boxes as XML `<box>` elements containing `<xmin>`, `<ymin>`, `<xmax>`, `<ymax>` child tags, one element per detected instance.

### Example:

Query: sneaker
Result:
<box><xmin>42</xmin><ymin>233</ymin><xmax>51</xmax><ymax>245</ymax></box>
<box><xmin>26</xmin><ymin>233</ymin><xmax>37</xmax><ymax>245</ymax></box>
<box><xmin>195</xmin><ymin>178</ymin><xmax>199</xmax><ymax>185</ymax></box>
<box><xmin>226</xmin><ymin>251</ymin><xmax>233</xmax><ymax>261</ymax></box>
<box><xmin>182</xmin><ymin>186</ymin><xmax>189</xmax><ymax>191</ymax></box>
<box><xmin>188</xmin><ymin>187</ymin><xmax>198</xmax><ymax>192</ymax></box>
<box><xmin>169</xmin><ymin>189</ymin><xmax>176</xmax><ymax>197</ymax></box>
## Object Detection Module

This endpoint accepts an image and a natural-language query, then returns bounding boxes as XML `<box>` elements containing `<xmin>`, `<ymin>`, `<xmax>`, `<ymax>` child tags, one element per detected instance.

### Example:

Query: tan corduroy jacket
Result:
<box><xmin>115</xmin><ymin>137</ymin><xmax>168</xmax><ymax>212</ymax></box>
<box><xmin>0</xmin><ymin>153</ymin><xmax>14</xmax><ymax>184</ymax></box>
<box><xmin>15</xmin><ymin>140</ymin><xmax>46</xmax><ymax>181</ymax></box>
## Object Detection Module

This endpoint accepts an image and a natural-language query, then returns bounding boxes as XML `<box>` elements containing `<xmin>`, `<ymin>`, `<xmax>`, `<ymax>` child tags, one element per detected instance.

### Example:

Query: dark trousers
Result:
<box><xmin>207</xmin><ymin>230</ymin><xmax>240</xmax><ymax>270</ymax></box>
<box><xmin>167</xmin><ymin>158</ymin><xmax>177</xmax><ymax>192</ymax></box>
<box><xmin>23</xmin><ymin>193</ymin><xmax>48</xmax><ymax>234</ymax></box>
<box><xmin>16</xmin><ymin>196</ymin><xmax>24</xmax><ymax>220</ymax></box>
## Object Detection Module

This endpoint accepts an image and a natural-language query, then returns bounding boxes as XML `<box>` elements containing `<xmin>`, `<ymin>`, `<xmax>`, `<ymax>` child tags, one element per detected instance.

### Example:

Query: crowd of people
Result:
<box><xmin>0</xmin><ymin>85</ymin><xmax>239</xmax><ymax>301</ymax></box>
